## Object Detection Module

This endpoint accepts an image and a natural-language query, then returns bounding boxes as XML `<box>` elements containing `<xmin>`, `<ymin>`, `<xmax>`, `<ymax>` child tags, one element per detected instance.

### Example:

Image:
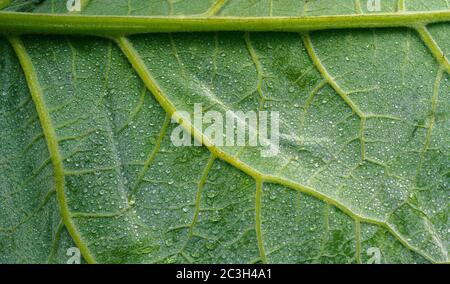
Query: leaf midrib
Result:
<box><xmin>1</xmin><ymin>10</ymin><xmax>450</xmax><ymax>35</ymax></box>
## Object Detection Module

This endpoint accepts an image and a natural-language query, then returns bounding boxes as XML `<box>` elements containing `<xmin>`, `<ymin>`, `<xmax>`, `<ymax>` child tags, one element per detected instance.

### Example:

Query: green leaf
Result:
<box><xmin>0</xmin><ymin>0</ymin><xmax>448</xmax><ymax>264</ymax></box>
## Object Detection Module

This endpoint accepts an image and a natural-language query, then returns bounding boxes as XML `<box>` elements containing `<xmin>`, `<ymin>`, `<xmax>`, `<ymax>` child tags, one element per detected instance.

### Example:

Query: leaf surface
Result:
<box><xmin>0</xmin><ymin>0</ymin><xmax>449</xmax><ymax>263</ymax></box>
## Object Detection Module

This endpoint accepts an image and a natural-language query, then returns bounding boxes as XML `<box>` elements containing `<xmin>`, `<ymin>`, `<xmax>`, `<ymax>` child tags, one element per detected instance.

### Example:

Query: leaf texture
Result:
<box><xmin>0</xmin><ymin>0</ymin><xmax>449</xmax><ymax>263</ymax></box>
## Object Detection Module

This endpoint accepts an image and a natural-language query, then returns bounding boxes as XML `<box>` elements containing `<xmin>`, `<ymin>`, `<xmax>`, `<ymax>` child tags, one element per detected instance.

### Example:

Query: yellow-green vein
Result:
<box><xmin>416</xmin><ymin>25</ymin><xmax>450</xmax><ymax>74</ymax></box>
<box><xmin>129</xmin><ymin>113</ymin><xmax>171</xmax><ymax>200</ymax></box>
<box><xmin>255</xmin><ymin>178</ymin><xmax>267</xmax><ymax>263</ymax></box>
<box><xmin>2</xmin><ymin>11</ymin><xmax>450</xmax><ymax>35</ymax></box>
<box><xmin>178</xmin><ymin>154</ymin><xmax>216</xmax><ymax>257</ymax></box>
<box><xmin>7</xmin><ymin>36</ymin><xmax>96</xmax><ymax>264</ymax></box>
